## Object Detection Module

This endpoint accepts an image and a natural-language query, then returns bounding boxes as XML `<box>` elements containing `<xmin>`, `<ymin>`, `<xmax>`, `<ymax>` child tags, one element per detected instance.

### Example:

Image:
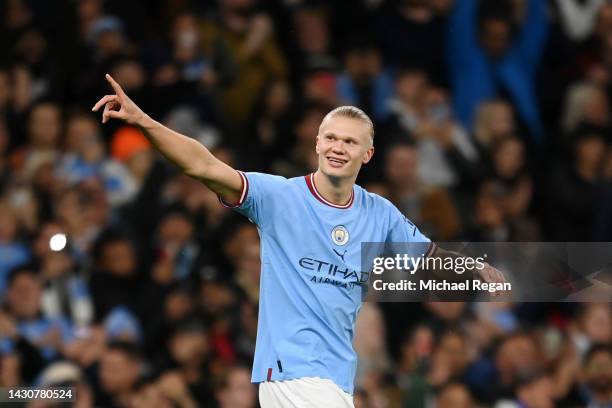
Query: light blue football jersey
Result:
<box><xmin>224</xmin><ymin>171</ymin><xmax>431</xmax><ymax>394</ymax></box>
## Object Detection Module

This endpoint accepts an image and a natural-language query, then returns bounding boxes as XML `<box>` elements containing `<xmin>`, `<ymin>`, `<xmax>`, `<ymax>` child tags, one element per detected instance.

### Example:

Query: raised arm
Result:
<box><xmin>92</xmin><ymin>74</ymin><xmax>243</xmax><ymax>204</ymax></box>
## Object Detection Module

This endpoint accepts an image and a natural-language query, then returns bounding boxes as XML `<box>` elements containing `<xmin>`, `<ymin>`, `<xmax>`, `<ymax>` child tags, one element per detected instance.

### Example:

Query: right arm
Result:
<box><xmin>92</xmin><ymin>74</ymin><xmax>242</xmax><ymax>204</ymax></box>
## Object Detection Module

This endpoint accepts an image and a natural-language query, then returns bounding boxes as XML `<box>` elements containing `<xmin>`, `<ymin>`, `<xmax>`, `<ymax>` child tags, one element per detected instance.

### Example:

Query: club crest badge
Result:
<box><xmin>331</xmin><ymin>225</ymin><xmax>349</xmax><ymax>246</ymax></box>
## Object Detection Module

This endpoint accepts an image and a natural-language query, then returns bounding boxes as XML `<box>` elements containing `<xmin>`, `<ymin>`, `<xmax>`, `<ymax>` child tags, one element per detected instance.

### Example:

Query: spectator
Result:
<box><xmin>447</xmin><ymin>0</ymin><xmax>549</xmax><ymax>143</ymax></box>
<box><xmin>214</xmin><ymin>365</ymin><xmax>257</xmax><ymax>408</ymax></box>
<box><xmin>374</xmin><ymin>0</ymin><xmax>448</xmax><ymax>84</ymax></box>
<box><xmin>1</xmin><ymin>264</ymin><xmax>73</xmax><ymax>364</ymax></box>
<box><xmin>435</xmin><ymin>382</ymin><xmax>476</xmax><ymax>408</ymax></box>
<box><xmin>200</xmin><ymin>0</ymin><xmax>288</xmax><ymax>129</ymax></box>
<box><xmin>0</xmin><ymin>201</ymin><xmax>30</xmax><ymax>294</ymax></box>
<box><xmin>543</xmin><ymin>125</ymin><xmax>608</xmax><ymax>240</ymax></box>
<box><xmin>383</xmin><ymin>142</ymin><xmax>461</xmax><ymax>240</ymax></box>
<box><xmin>94</xmin><ymin>340</ymin><xmax>143</xmax><ymax>407</ymax></box>
<box><xmin>337</xmin><ymin>41</ymin><xmax>394</xmax><ymax>122</ymax></box>
<box><xmin>579</xmin><ymin>344</ymin><xmax>612</xmax><ymax>407</ymax></box>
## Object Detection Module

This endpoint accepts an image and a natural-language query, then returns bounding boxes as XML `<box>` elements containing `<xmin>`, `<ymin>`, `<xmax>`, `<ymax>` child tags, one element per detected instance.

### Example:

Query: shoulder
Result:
<box><xmin>355</xmin><ymin>185</ymin><xmax>401</xmax><ymax>216</ymax></box>
<box><xmin>243</xmin><ymin>172</ymin><xmax>290</xmax><ymax>187</ymax></box>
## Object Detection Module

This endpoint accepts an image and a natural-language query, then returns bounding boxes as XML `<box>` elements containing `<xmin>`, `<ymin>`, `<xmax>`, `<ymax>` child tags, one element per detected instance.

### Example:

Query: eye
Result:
<box><xmin>326</xmin><ymin>135</ymin><xmax>334</xmax><ymax>141</ymax></box>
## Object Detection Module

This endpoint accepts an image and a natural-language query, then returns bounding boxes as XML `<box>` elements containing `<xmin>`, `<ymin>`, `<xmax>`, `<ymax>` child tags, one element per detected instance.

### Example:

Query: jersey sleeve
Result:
<box><xmin>219</xmin><ymin>171</ymin><xmax>287</xmax><ymax>227</ymax></box>
<box><xmin>385</xmin><ymin>206</ymin><xmax>436</xmax><ymax>258</ymax></box>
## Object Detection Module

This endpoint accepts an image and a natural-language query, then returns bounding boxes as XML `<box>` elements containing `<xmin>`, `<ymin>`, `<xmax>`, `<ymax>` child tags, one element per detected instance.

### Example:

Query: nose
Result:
<box><xmin>331</xmin><ymin>140</ymin><xmax>346</xmax><ymax>154</ymax></box>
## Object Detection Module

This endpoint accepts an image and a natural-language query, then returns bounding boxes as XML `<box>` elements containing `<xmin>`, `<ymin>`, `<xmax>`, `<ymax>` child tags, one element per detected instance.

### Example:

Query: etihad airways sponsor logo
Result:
<box><xmin>298</xmin><ymin>257</ymin><xmax>370</xmax><ymax>287</ymax></box>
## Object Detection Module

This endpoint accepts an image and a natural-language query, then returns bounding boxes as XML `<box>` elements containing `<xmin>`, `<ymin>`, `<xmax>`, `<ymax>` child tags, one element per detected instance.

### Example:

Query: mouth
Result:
<box><xmin>326</xmin><ymin>156</ymin><xmax>348</xmax><ymax>168</ymax></box>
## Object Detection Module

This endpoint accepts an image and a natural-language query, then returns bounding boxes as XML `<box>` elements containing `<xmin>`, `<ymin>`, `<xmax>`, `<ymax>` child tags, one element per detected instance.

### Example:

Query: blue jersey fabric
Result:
<box><xmin>226</xmin><ymin>172</ymin><xmax>431</xmax><ymax>394</ymax></box>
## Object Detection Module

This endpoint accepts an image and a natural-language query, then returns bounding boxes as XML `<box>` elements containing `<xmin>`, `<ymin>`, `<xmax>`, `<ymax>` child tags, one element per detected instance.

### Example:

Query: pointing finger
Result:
<box><xmin>92</xmin><ymin>95</ymin><xmax>117</xmax><ymax>112</ymax></box>
<box><xmin>105</xmin><ymin>74</ymin><xmax>126</xmax><ymax>98</ymax></box>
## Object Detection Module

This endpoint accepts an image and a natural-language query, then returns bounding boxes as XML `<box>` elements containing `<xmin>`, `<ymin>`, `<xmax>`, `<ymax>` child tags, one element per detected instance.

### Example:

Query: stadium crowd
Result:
<box><xmin>0</xmin><ymin>0</ymin><xmax>611</xmax><ymax>406</ymax></box>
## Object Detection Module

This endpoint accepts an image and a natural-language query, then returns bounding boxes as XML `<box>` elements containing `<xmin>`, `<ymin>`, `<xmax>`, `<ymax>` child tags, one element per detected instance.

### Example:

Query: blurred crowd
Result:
<box><xmin>0</xmin><ymin>0</ymin><xmax>611</xmax><ymax>407</ymax></box>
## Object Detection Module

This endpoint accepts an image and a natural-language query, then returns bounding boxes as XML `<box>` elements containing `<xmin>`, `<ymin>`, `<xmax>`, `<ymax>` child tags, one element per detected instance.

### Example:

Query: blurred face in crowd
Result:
<box><xmin>65</xmin><ymin>114</ymin><xmax>100</xmax><ymax>155</ymax></box>
<box><xmin>344</xmin><ymin>48</ymin><xmax>381</xmax><ymax>81</ymax></box>
<box><xmin>424</xmin><ymin>87</ymin><xmax>452</xmax><ymax>123</ymax></box>
<box><xmin>580</xmin><ymin>304</ymin><xmax>612</xmax><ymax>343</ymax></box>
<box><xmin>316</xmin><ymin>114</ymin><xmax>374</xmax><ymax>180</ymax></box>
<box><xmin>131</xmin><ymin>383</ymin><xmax>172</xmax><ymax>408</ymax></box>
<box><xmin>157</xmin><ymin>213</ymin><xmax>194</xmax><ymax>248</ymax></box>
<box><xmin>99</xmin><ymin>348</ymin><xmax>141</xmax><ymax>394</ymax></box>
<box><xmin>395</xmin><ymin>70</ymin><xmax>428</xmax><ymax>107</ymax></box>
<box><xmin>517</xmin><ymin>376</ymin><xmax>555</xmax><ymax>408</ymax></box>
<box><xmin>586</xmin><ymin>88</ymin><xmax>610</xmax><ymax>127</ymax></box>
<box><xmin>294</xmin><ymin>8</ymin><xmax>329</xmax><ymax>53</ymax></box>
<box><xmin>169</xmin><ymin>329</ymin><xmax>209</xmax><ymax>366</ymax></box>
<box><xmin>583</xmin><ymin>349</ymin><xmax>612</xmax><ymax>397</ymax></box>
<box><xmin>264</xmin><ymin>81</ymin><xmax>291</xmax><ymax>116</ymax></box>
<box><xmin>172</xmin><ymin>13</ymin><xmax>201</xmax><ymax>62</ymax></box>
<box><xmin>111</xmin><ymin>60</ymin><xmax>146</xmax><ymax>92</ymax></box>
<box><xmin>7</xmin><ymin>271</ymin><xmax>42</xmax><ymax>319</ymax></box>
<box><xmin>99</xmin><ymin>239</ymin><xmax>137</xmax><ymax>277</ymax></box>
<box><xmin>224</xmin><ymin>223</ymin><xmax>258</xmax><ymax>265</ymax></box>
<box><xmin>216</xmin><ymin>367</ymin><xmax>256</xmax><ymax>408</ymax></box>
<box><xmin>200</xmin><ymin>281</ymin><xmax>237</xmax><ymax>315</ymax></box>
<box><xmin>480</xmin><ymin>18</ymin><xmax>511</xmax><ymax>57</ymax></box>
<box><xmin>438</xmin><ymin>331</ymin><xmax>469</xmax><ymax>375</ymax></box>
<box><xmin>15</xmin><ymin>29</ymin><xmax>47</xmax><ymax>65</ymax></box>
<box><xmin>436</xmin><ymin>383</ymin><xmax>473</xmax><ymax>408</ymax></box>
<box><xmin>96</xmin><ymin>29</ymin><xmax>124</xmax><ymax>57</ymax></box>
<box><xmin>385</xmin><ymin>144</ymin><xmax>418</xmax><ymax>189</ymax></box>
<box><xmin>496</xmin><ymin>335</ymin><xmax>541</xmax><ymax>381</ymax></box>
<box><xmin>475</xmin><ymin>101</ymin><xmax>515</xmax><ymax>146</ymax></box>
<box><xmin>575</xmin><ymin>135</ymin><xmax>607</xmax><ymax>170</ymax></box>
<box><xmin>28</xmin><ymin>103</ymin><xmax>61</xmax><ymax>149</ymax></box>
<box><xmin>493</xmin><ymin>137</ymin><xmax>525</xmax><ymax>179</ymax></box>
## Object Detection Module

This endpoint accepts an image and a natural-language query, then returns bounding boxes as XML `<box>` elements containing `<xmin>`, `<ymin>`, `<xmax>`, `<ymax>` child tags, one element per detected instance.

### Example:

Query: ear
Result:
<box><xmin>315</xmin><ymin>135</ymin><xmax>320</xmax><ymax>154</ymax></box>
<box><xmin>362</xmin><ymin>146</ymin><xmax>375</xmax><ymax>164</ymax></box>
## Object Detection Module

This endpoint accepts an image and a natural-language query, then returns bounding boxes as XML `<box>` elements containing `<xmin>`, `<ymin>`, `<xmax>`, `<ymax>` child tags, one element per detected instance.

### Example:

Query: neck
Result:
<box><xmin>313</xmin><ymin>170</ymin><xmax>355</xmax><ymax>205</ymax></box>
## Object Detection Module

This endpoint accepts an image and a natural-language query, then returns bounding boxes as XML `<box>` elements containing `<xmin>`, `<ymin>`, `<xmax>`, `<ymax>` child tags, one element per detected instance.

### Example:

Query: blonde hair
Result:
<box><xmin>322</xmin><ymin>106</ymin><xmax>374</xmax><ymax>145</ymax></box>
<box><xmin>563</xmin><ymin>82</ymin><xmax>602</xmax><ymax>133</ymax></box>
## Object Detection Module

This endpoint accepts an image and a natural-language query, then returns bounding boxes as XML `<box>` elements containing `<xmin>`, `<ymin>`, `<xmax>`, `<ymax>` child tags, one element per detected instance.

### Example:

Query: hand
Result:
<box><xmin>475</xmin><ymin>263</ymin><xmax>507</xmax><ymax>296</ymax></box>
<box><xmin>157</xmin><ymin>372</ymin><xmax>196</xmax><ymax>408</ymax></box>
<box><xmin>0</xmin><ymin>312</ymin><xmax>18</xmax><ymax>339</ymax></box>
<box><xmin>92</xmin><ymin>74</ymin><xmax>145</xmax><ymax>125</ymax></box>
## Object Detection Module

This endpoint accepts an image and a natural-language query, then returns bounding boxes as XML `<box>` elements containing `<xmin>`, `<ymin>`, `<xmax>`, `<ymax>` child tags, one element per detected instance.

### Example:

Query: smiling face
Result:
<box><xmin>315</xmin><ymin>113</ymin><xmax>374</xmax><ymax>179</ymax></box>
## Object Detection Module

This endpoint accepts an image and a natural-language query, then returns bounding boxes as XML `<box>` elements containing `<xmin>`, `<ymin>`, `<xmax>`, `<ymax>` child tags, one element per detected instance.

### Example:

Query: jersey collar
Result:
<box><xmin>305</xmin><ymin>173</ymin><xmax>354</xmax><ymax>209</ymax></box>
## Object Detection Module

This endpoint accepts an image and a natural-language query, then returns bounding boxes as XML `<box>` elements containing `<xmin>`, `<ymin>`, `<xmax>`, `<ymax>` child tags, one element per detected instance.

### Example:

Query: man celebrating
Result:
<box><xmin>93</xmin><ymin>74</ymin><xmax>504</xmax><ymax>407</ymax></box>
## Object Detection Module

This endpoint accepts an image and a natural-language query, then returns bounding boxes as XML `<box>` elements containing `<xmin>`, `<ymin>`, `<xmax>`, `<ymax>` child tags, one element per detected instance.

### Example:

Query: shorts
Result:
<box><xmin>259</xmin><ymin>377</ymin><xmax>354</xmax><ymax>408</ymax></box>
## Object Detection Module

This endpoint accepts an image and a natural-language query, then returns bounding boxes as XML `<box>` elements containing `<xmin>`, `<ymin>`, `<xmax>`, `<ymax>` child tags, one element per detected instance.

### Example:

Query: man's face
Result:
<box><xmin>480</xmin><ymin>18</ymin><xmax>511</xmax><ymax>57</ymax></box>
<box><xmin>99</xmin><ymin>349</ymin><xmax>140</xmax><ymax>394</ymax></box>
<box><xmin>316</xmin><ymin>115</ymin><xmax>374</xmax><ymax>179</ymax></box>
<box><xmin>584</xmin><ymin>350</ymin><xmax>612</xmax><ymax>394</ymax></box>
<box><xmin>518</xmin><ymin>377</ymin><xmax>555</xmax><ymax>408</ymax></box>
<box><xmin>385</xmin><ymin>145</ymin><xmax>417</xmax><ymax>187</ymax></box>
<box><xmin>7</xmin><ymin>272</ymin><xmax>42</xmax><ymax>319</ymax></box>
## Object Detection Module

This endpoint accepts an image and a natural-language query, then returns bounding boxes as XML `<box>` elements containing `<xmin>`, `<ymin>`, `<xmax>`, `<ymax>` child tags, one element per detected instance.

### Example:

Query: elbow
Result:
<box><xmin>184</xmin><ymin>162</ymin><xmax>209</xmax><ymax>179</ymax></box>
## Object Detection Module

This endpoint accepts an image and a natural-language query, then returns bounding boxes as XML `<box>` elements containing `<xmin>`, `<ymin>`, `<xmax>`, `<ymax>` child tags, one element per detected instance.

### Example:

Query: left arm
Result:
<box><xmin>430</xmin><ymin>246</ymin><xmax>506</xmax><ymax>286</ymax></box>
<box><xmin>514</xmin><ymin>0</ymin><xmax>550</xmax><ymax>71</ymax></box>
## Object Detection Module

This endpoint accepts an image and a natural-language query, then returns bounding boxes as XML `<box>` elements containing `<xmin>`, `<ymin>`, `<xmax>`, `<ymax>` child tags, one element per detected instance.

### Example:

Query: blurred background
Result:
<box><xmin>0</xmin><ymin>0</ymin><xmax>611</xmax><ymax>407</ymax></box>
